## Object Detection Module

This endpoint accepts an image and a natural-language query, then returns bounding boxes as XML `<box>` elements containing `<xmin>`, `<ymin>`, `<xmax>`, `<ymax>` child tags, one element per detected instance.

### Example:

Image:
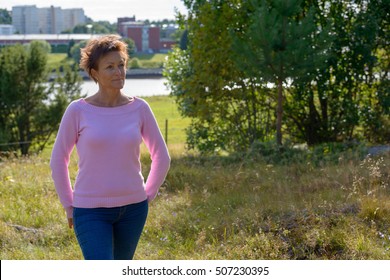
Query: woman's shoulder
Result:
<box><xmin>133</xmin><ymin>96</ymin><xmax>149</xmax><ymax>106</ymax></box>
<box><xmin>63</xmin><ymin>98</ymin><xmax>85</xmax><ymax>114</ymax></box>
<box><xmin>68</xmin><ymin>98</ymin><xmax>84</xmax><ymax>107</ymax></box>
<box><xmin>133</xmin><ymin>96</ymin><xmax>154</xmax><ymax>110</ymax></box>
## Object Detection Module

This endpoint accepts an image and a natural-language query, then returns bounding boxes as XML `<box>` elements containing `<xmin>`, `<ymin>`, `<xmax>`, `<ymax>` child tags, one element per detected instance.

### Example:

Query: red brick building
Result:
<box><xmin>148</xmin><ymin>27</ymin><xmax>160</xmax><ymax>52</ymax></box>
<box><xmin>118</xmin><ymin>17</ymin><xmax>175</xmax><ymax>53</ymax></box>
<box><xmin>117</xmin><ymin>16</ymin><xmax>136</xmax><ymax>35</ymax></box>
<box><xmin>126</xmin><ymin>24</ymin><xmax>144</xmax><ymax>52</ymax></box>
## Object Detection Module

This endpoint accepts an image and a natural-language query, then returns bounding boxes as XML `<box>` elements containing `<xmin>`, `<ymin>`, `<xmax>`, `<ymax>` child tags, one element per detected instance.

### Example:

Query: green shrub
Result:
<box><xmin>129</xmin><ymin>57</ymin><xmax>142</xmax><ymax>69</ymax></box>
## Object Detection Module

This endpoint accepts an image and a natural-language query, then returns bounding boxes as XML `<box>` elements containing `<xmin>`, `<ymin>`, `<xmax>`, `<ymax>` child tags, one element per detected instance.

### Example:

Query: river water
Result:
<box><xmin>81</xmin><ymin>78</ymin><xmax>170</xmax><ymax>97</ymax></box>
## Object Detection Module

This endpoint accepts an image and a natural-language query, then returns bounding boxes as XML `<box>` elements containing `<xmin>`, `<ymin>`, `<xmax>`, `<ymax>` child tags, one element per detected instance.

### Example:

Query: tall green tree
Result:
<box><xmin>284</xmin><ymin>0</ymin><xmax>389</xmax><ymax>145</ymax></box>
<box><xmin>0</xmin><ymin>42</ymin><xmax>83</xmax><ymax>155</ymax></box>
<box><xmin>231</xmin><ymin>0</ymin><xmax>332</xmax><ymax>146</ymax></box>
<box><xmin>0</xmin><ymin>42</ymin><xmax>49</xmax><ymax>155</ymax></box>
<box><xmin>70</xmin><ymin>40</ymin><xmax>88</xmax><ymax>66</ymax></box>
<box><xmin>354</xmin><ymin>0</ymin><xmax>389</xmax><ymax>143</ymax></box>
<box><xmin>166</xmin><ymin>0</ymin><xmax>389</xmax><ymax>153</ymax></box>
<box><xmin>165</xmin><ymin>0</ymin><xmax>275</xmax><ymax>153</ymax></box>
<box><xmin>0</xmin><ymin>45</ymin><xmax>28</xmax><ymax>149</ymax></box>
<box><xmin>34</xmin><ymin>63</ymin><xmax>84</xmax><ymax>152</ymax></box>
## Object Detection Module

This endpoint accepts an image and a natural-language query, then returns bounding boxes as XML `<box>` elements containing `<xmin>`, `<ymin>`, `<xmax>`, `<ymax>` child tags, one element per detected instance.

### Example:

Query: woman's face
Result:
<box><xmin>92</xmin><ymin>51</ymin><xmax>127</xmax><ymax>90</ymax></box>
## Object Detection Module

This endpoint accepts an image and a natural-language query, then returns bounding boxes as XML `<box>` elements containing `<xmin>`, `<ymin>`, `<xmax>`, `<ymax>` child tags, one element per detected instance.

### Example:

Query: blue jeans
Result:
<box><xmin>73</xmin><ymin>200</ymin><xmax>148</xmax><ymax>260</ymax></box>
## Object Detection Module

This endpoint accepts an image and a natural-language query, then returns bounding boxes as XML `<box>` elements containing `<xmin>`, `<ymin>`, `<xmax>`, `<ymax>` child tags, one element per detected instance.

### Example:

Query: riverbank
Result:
<box><xmin>49</xmin><ymin>68</ymin><xmax>163</xmax><ymax>81</ymax></box>
<box><xmin>89</xmin><ymin>68</ymin><xmax>163</xmax><ymax>79</ymax></box>
<box><xmin>47</xmin><ymin>53</ymin><xmax>166</xmax><ymax>80</ymax></box>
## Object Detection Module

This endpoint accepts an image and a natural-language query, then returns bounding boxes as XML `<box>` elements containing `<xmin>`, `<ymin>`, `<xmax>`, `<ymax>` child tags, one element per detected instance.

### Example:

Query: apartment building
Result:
<box><xmin>12</xmin><ymin>5</ymin><xmax>39</xmax><ymax>34</ymax></box>
<box><xmin>63</xmin><ymin>9</ymin><xmax>85</xmax><ymax>31</ymax></box>
<box><xmin>0</xmin><ymin>25</ymin><xmax>14</xmax><ymax>35</ymax></box>
<box><xmin>12</xmin><ymin>5</ymin><xmax>85</xmax><ymax>34</ymax></box>
<box><xmin>38</xmin><ymin>6</ymin><xmax>63</xmax><ymax>34</ymax></box>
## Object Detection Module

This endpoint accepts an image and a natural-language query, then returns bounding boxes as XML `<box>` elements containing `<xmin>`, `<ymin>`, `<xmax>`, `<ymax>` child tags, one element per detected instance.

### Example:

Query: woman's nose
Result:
<box><xmin>114</xmin><ymin>66</ymin><xmax>122</xmax><ymax>75</ymax></box>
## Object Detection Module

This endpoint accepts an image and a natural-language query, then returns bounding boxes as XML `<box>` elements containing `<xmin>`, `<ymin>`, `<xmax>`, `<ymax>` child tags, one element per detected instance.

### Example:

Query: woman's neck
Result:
<box><xmin>86</xmin><ymin>90</ymin><xmax>132</xmax><ymax>107</ymax></box>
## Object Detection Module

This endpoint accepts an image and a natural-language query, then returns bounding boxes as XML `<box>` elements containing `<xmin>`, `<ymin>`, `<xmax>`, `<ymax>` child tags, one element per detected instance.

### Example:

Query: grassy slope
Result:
<box><xmin>144</xmin><ymin>96</ymin><xmax>190</xmax><ymax>147</ymax></box>
<box><xmin>131</xmin><ymin>53</ymin><xmax>167</xmax><ymax>68</ymax></box>
<box><xmin>0</xmin><ymin>96</ymin><xmax>389</xmax><ymax>260</ymax></box>
<box><xmin>47</xmin><ymin>53</ymin><xmax>68</xmax><ymax>69</ymax></box>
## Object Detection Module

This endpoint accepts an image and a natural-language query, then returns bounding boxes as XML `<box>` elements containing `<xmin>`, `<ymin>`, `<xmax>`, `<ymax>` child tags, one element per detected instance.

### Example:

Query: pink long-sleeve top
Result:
<box><xmin>50</xmin><ymin>97</ymin><xmax>170</xmax><ymax>218</ymax></box>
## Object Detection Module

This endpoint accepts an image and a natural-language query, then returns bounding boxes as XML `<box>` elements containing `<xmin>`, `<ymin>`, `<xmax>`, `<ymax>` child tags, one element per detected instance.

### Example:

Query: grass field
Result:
<box><xmin>0</xmin><ymin>96</ymin><xmax>389</xmax><ymax>260</ymax></box>
<box><xmin>47</xmin><ymin>53</ymin><xmax>69</xmax><ymax>70</ymax></box>
<box><xmin>144</xmin><ymin>95</ymin><xmax>190</xmax><ymax>147</ymax></box>
<box><xmin>130</xmin><ymin>53</ymin><xmax>167</xmax><ymax>68</ymax></box>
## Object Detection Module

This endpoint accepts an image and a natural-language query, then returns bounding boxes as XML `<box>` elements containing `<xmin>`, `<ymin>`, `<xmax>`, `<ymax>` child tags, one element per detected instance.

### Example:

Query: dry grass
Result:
<box><xmin>0</xmin><ymin>146</ymin><xmax>389</xmax><ymax>260</ymax></box>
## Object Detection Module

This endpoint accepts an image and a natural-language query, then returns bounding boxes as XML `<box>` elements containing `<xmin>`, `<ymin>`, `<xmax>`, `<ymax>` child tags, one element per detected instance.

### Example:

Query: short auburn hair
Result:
<box><xmin>79</xmin><ymin>34</ymin><xmax>129</xmax><ymax>82</ymax></box>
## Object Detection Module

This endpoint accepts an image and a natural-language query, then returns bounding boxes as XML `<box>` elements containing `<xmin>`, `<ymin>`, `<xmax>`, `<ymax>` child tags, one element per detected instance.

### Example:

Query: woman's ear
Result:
<box><xmin>91</xmin><ymin>68</ymin><xmax>98</xmax><ymax>83</ymax></box>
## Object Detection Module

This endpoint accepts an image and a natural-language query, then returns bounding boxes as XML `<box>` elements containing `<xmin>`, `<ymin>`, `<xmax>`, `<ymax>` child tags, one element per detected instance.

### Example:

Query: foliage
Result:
<box><xmin>285</xmin><ymin>0</ymin><xmax>390</xmax><ymax>145</ymax></box>
<box><xmin>122</xmin><ymin>38</ymin><xmax>136</xmax><ymax>57</ymax></box>
<box><xmin>147</xmin><ymin>19</ymin><xmax>178</xmax><ymax>27</ymax></box>
<box><xmin>0</xmin><ymin>8</ymin><xmax>11</xmax><ymax>24</ymax></box>
<box><xmin>165</xmin><ymin>0</ymin><xmax>389</xmax><ymax>154</ymax></box>
<box><xmin>37</xmin><ymin>63</ymin><xmax>85</xmax><ymax>151</ymax></box>
<box><xmin>62</xmin><ymin>21</ymin><xmax>117</xmax><ymax>34</ymax></box>
<box><xmin>0</xmin><ymin>43</ymin><xmax>83</xmax><ymax>155</ymax></box>
<box><xmin>179</xmin><ymin>29</ymin><xmax>188</xmax><ymax>50</ymax></box>
<box><xmin>165</xmin><ymin>2</ymin><xmax>275</xmax><ymax>154</ymax></box>
<box><xmin>69</xmin><ymin>40</ymin><xmax>88</xmax><ymax>66</ymax></box>
<box><xmin>0</xmin><ymin>42</ymin><xmax>48</xmax><ymax>155</ymax></box>
<box><xmin>231</xmin><ymin>0</ymin><xmax>332</xmax><ymax>146</ymax></box>
<box><xmin>129</xmin><ymin>57</ymin><xmax>142</xmax><ymax>69</ymax></box>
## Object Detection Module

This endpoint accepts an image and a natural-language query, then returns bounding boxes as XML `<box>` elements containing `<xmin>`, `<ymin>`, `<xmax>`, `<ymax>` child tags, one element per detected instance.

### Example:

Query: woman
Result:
<box><xmin>50</xmin><ymin>34</ymin><xmax>170</xmax><ymax>260</ymax></box>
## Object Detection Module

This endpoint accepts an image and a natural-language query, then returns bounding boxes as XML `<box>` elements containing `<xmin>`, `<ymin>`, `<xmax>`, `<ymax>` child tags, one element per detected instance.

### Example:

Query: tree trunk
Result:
<box><xmin>276</xmin><ymin>79</ymin><xmax>283</xmax><ymax>146</ymax></box>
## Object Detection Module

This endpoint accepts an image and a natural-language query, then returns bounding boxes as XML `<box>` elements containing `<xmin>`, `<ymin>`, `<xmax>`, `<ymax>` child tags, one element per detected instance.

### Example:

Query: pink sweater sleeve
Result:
<box><xmin>50</xmin><ymin>103</ymin><xmax>79</xmax><ymax>218</ymax></box>
<box><xmin>141</xmin><ymin>103</ymin><xmax>171</xmax><ymax>201</ymax></box>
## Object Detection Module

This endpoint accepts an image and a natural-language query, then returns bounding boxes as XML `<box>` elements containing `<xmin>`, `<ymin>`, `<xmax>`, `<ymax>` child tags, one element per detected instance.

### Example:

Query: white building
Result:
<box><xmin>0</xmin><ymin>34</ymin><xmax>101</xmax><ymax>46</ymax></box>
<box><xmin>0</xmin><ymin>25</ymin><xmax>14</xmax><ymax>35</ymax></box>
<box><xmin>12</xmin><ymin>5</ymin><xmax>39</xmax><ymax>34</ymax></box>
<box><xmin>39</xmin><ymin>6</ymin><xmax>63</xmax><ymax>34</ymax></box>
<box><xmin>63</xmin><ymin>9</ymin><xmax>85</xmax><ymax>31</ymax></box>
<box><xmin>12</xmin><ymin>5</ymin><xmax>86</xmax><ymax>34</ymax></box>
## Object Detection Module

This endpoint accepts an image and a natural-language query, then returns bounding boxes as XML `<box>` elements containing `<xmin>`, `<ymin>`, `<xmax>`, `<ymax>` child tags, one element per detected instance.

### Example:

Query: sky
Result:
<box><xmin>2</xmin><ymin>0</ymin><xmax>188</xmax><ymax>23</ymax></box>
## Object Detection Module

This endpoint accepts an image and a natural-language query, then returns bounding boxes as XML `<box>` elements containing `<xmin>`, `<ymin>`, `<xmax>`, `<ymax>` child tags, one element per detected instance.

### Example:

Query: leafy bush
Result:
<box><xmin>128</xmin><ymin>57</ymin><xmax>142</xmax><ymax>69</ymax></box>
